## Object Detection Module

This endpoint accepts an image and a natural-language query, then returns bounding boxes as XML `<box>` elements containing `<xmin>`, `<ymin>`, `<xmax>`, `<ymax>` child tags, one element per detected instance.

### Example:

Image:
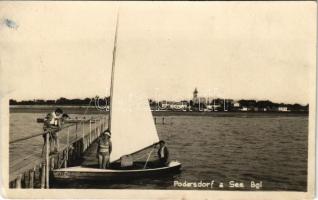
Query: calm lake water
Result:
<box><xmin>9</xmin><ymin>112</ymin><xmax>308</xmax><ymax>191</ymax></box>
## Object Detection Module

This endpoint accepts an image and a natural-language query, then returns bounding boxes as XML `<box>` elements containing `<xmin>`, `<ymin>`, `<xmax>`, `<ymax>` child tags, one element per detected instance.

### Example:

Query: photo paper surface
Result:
<box><xmin>0</xmin><ymin>1</ymin><xmax>316</xmax><ymax>199</ymax></box>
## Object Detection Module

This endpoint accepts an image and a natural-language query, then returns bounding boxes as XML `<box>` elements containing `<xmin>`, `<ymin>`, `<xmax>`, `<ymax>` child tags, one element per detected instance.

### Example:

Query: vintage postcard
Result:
<box><xmin>0</xmin><ymin>1</ymin><xmax>316</xmax><ymax>199</ymax></box>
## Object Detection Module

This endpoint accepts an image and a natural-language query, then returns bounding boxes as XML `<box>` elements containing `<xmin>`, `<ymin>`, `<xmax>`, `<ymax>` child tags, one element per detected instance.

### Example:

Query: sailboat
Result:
<box><xmin>52</xmin><ymin>14</ymin><xmax>181</xmax><ymax>181</ymax></box>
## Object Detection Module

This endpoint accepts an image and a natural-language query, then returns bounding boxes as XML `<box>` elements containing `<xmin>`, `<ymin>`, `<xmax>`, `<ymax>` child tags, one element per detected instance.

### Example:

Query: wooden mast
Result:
<box><xmin>109</xmin><ymin>11</ymin><xmax>119</xmax><ymax>132</ymax></box>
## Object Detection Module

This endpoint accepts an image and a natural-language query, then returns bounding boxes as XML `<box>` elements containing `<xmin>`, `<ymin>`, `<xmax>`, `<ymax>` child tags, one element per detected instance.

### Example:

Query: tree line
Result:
<box><xmin>10</xmin><ymin>97</ymin><xmax>308</xmax><ymax>112</ymax></box>
<box><xmin>9</xmin><ymin>97</ymin><xmax>109</xmax><ymax>106</ymax></box>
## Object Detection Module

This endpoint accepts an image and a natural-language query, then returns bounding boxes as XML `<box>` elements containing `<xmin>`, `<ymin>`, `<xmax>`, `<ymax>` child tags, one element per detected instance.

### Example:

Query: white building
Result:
<box><xmin>278</xmin><ymin>106</ymin><xmax>289</xmax><ymax>112</ymax></box>
<box><xmin>234</xmin><ymin>102</ymin><xmax>240</xmax><ymax>107</ymax></box>
<box><xmin>170</xmin><ymin>102</ymin><xmax>188</xmax><ymax>110</ymax></box>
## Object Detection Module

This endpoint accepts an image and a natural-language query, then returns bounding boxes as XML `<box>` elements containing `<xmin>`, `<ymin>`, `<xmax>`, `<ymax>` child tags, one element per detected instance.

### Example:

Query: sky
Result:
<box><xmin>0</xmin><ymin>2</ymin><xmax>316</xmax><ymax>104</ymax></box>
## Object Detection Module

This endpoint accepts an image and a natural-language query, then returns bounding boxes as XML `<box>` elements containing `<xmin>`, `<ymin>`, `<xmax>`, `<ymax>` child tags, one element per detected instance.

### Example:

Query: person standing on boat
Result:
<box><xmin>42</xmin><ymin>108</ymin><xmax>64</xmax><ymax>154</ymax></box>
<box><xmin>157</xmin><ymin>140</ymin><xmax>169</xmax><ymax>166</ymax></box>
<box><xmin>97</xmin><ymin>130</ymin><xmax>112</xmax><ymax>169</ymax></box>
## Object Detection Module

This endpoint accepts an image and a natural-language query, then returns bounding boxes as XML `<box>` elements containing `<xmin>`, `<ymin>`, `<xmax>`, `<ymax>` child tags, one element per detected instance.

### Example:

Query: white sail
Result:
<box><xmin>109</xmin><ymin>67</ymin><xmax>159</xmax><ymax>162</ymax></box>
<box><xmin>108</xmin><ymin>14</ymin><xmax>159</xmax><ymax>162</ymax></box>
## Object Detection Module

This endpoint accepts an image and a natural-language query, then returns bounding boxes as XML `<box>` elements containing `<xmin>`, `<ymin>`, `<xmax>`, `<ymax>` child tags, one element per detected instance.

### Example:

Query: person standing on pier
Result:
<box><xmin>42</xmin><ymin>108</ymin><xmax>64</xmax><ymax>154</ymax></box>
<box><xmin>97</xmin><ymin>130</ymin><xmax>112</xmax><ymax>169</ymax></box>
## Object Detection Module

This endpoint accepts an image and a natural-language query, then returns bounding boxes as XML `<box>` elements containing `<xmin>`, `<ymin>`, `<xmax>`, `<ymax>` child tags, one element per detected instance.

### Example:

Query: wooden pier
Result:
<box><xmin>9</xmin><ymin>117</ymin><xmax>107</xmax><ymax>189</ymax></box>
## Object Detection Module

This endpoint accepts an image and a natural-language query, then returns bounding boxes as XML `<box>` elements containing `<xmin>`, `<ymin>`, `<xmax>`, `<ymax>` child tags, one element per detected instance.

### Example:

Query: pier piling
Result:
<box><xmin>45</xmin><ymin>132</ymin><xmax>50</xmax><ymax>189</ymax></box>
<box><xmin>40</xmin><ymin>163</ymin><xmax>45</xmax><ymax>189</ymax></box>
<box><xmin>29</xmin><ymin>168</ymin><xmax>35</xmax><ymax>188</ymax></box>
<box><xmin>15</xmin><ymin>174</ymin><xmax>22</xmax><ymax>189</ymax></box>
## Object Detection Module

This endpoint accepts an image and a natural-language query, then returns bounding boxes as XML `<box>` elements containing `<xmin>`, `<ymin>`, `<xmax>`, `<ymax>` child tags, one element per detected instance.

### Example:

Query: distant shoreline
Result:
<box><xmin>9</xmin><ymin>105</ymin><xmax>309</xmax><ymax>117</ymax></box>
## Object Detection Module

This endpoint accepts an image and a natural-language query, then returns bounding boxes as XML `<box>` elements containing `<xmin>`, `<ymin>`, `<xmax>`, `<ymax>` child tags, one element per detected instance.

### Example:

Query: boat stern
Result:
<box><xmin>168</xmin><ymin>160</ymin><xmax>182</xmax><ymax>170</ymax></box>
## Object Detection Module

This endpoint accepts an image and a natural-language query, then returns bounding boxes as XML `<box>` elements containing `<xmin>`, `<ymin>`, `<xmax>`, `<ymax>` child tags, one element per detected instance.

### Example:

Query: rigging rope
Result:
<box><xmin>143</xmin><ymin>146</ymin><xmax>156</xmax><ymax>169</ymax></box>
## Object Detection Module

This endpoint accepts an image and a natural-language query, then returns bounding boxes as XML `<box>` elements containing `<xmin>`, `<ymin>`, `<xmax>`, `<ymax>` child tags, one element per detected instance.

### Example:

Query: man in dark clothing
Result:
<box><xmin>157</xmin><ymin>140</ymin><xmax>169</xmax><ymax>166</ymax></box>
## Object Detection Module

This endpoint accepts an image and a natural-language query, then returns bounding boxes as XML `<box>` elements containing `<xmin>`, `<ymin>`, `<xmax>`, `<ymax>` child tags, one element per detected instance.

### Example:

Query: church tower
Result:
<box><xmin>193</xmin><ymin>88</ymin><xmax>198</xmax><ymax>103</ymax></box>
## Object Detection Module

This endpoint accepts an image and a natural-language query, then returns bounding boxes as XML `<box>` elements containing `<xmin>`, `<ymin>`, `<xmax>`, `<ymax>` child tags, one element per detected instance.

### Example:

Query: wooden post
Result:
<box><xmin>102</xmin><ymin>117</ymin><xmax>104</xmax><ymax>130</ymax></box>
<box><xmin>40</xmin><ymin>163</ymin><xmax>45</xmax><ymax>189</ymax></box>
<box><xmin>95</xmin><ymin>120</ymin><xmax>98</xmax><ymax>137</ymax></box>
<box><xmin>63</xmin><ymin>150</ymin><xmax>66</xmax><ymax>168</ymax></box>
<box><xmin>98</xmin><ymin>120</ymin><xmax>100</xmax><ymax>136</ymax></box>
<box><xmin>82</xmin><ymin>122</ymin><xmax>85</xmax><ymax>150</ymax></box>
<box><xmin>97</xmin><ymin>120</ymin><xmax>99</xmax><ymax>137</ymax></box>
<box><xmin>56</xmin><ymin>153</ymin><xmax>60</xmax><ymax>169</ymax></box>
<box><xmin>46</xmin><ymin>132</ymin><xmax>50</xmax><ymax>189</ymax></box>
<box><xmin>94</xmin><ymin>120</ymin><xmax>97</xmax><ymax>139</ymax></box>
<box><xmin>154</xmin><ymin>117</ymin><xmax>156</xmax><ymax>124</ymax></box>
<box><xmin>100</xmin><ymin>119</ymin><xmax>103</xmax><ymax>133</ymax></box>
<box><xmin>15</xmin><ymin>174</ymin><xmax>22</xmax><ymax>188</ymax></box>
<box><xmin>89</xmin><ymin>120</ymin><xmax>92</xmax><ymax>144</ymax></box>
<box><xmin>101</xmin><ymin>119</ymin><xmax>103</xmax><ymax>132</ymax></box>
<box><xmin>96</xmin><ymin>120</ymin><xmax>98</xmax><ymax>138</ymax></box>
<box><xmin>21</xmin><ymin>173</ymin><xmax>26</xmax><ymax>188</ymax></box>
<box><xmin>64</xmin><ymin>127</ymin><xmax>70</xmax><ymax>168</ymax></box>
<box><xmin>96</xmin><ymin>120</ymin><xmax>100</xmax><ymax>136</ymax></box>
<box><xmin>34</xmin><ymin>165</ymin><xmax>40</xmax><ymax>183</ymax></box>
<box><xmin>162</xmin><ymin>117</ymin><xmax>165</xmax><ymax>124</ymax></box>
<box><xmin>75</xmin><ymin>122</ymin><xmax>78</xmax><ymax>139</ymax></box>
<box><xmin>29</xmin><ymin>168</ymin><xmax>35</xmax><ymax>188</ymax></box>
<box><xmin>105</xmin><ymin>116</ymin><xmax>108</xmax><ymax>129</ymax></box>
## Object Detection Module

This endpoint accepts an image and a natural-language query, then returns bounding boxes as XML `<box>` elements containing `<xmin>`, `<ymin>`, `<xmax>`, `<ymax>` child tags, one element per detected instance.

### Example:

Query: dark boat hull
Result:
<box><xmin>52</xmin><ymin>161</ymin><xmax>181</xmax><ymax>181</ymax></box>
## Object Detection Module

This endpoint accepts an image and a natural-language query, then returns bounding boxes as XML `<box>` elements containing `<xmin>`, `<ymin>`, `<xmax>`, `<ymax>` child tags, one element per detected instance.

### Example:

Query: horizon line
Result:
<box><xmin>9</xmin><ymin>96</ymin><xmax>309</xmax><ymax>106</ymax></box>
